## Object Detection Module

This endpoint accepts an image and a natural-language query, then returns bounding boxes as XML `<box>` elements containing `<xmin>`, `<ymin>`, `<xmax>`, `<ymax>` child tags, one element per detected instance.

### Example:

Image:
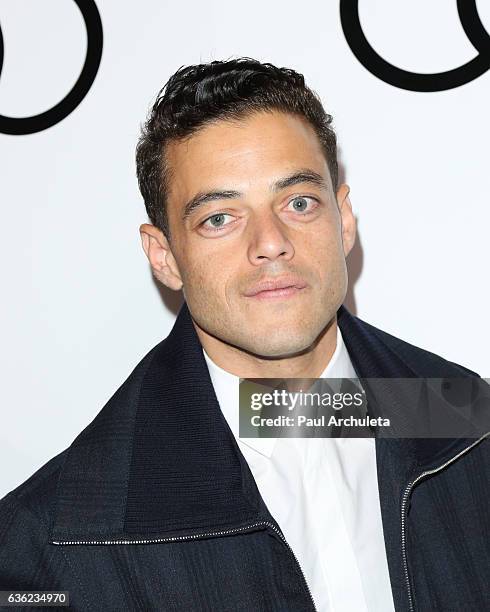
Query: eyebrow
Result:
<box><xmin>181</xmin><ymin>169</ymin><xmax>329</xmax><ymax>221</ymax></box>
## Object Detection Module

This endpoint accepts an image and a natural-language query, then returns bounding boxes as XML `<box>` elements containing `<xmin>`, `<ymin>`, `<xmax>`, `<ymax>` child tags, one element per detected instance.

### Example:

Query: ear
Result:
<box><xmin>336</xmin><ymin>184</ymin><xmax>357</xmax><ymax>258</ymax></box>
<box><xmin>139</xmin><ymin>224</ymin><xmax>183</xmax><ymax>291</ymax></box>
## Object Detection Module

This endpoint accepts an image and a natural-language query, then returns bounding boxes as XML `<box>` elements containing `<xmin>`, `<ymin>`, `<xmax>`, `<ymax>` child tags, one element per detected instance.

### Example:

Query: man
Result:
<box><xmin>0</xmin><ymin>58</ymin><xmax>488</xmax><ymax>612</ymax></box>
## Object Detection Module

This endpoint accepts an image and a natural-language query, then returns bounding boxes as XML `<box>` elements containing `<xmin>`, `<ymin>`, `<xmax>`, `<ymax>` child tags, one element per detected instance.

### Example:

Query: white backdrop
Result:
<box><xmin>1</xmin><ymin>0</ymin><xmax>488</xmax><ymax>498</ymax></box>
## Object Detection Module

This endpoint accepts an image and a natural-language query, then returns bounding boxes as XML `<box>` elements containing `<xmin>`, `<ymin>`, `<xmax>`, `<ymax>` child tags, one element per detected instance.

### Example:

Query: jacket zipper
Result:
<box><xmin>400</xmin><ymin>432</ymin><xmax>490</xmax><ymax>612</ymax></box>
<box><xmin>52</xmin><ymin>520</ymin><xmax>317</xmax><ymax>611</ymax></box>
<box><xmin>267</xmin><ymin>521</ymin><xmax>317</xmax><ymax>611</ymax></box>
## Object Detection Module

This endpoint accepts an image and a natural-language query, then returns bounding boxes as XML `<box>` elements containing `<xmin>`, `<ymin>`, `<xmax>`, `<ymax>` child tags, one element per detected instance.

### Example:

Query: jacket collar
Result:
<box><xmin>50</xmin><ymin>302</ymin><xmax>479</xmax><ymax>542</ymax></box>
<box><xmin>336</xmin><ymin>306</ymin><xmax>481</xmax><ymax>470</ymax></box>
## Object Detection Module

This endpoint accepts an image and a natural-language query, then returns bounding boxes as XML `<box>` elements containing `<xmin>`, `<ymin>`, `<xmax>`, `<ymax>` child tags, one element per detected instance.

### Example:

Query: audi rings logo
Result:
<box><xmin>340</xmin><ymin>0</ymin><xmax>490</xmax><ymax>92</ymax></box>
<box><xmin>0</xmin><ymin>0</ymin><xmax>103</xmax><ymax>135</ymax></box>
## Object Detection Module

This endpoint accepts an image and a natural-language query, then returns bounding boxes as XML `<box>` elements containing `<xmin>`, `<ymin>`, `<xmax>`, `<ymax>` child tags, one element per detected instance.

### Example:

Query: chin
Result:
<box><xmin>239</xmin><ymin>329</ymin><xmax>318</xmax><ymax>359</ymax></box>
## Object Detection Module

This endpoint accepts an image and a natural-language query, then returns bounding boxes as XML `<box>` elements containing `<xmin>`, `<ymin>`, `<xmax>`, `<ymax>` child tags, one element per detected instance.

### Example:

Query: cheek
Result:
<box><xmin>180</xmin><ymin>254</ymin><xmax>227</xmax><ymax>303</ymax></box>
<box><xmin>307</xmin><ymin>225</ymin><xmax>344</xmax><ymax>270</ymax></box>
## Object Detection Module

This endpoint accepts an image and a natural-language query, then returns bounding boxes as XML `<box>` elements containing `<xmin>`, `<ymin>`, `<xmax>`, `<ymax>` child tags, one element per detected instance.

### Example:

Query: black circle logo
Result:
<box><xmin>0</xmin><ymin>0</ymin><xmax>103</xmax><ymax>135</ymax></box>
<box><xmin>340</xmin><ymin>0</ymin><xmax>490</xmax><ymax>92</ymax></box>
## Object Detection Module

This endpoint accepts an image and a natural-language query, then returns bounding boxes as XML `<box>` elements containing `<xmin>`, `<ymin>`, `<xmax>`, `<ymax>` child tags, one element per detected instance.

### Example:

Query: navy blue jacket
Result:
<box><xmin>0</xmin><ymin>304</ymin><xmax>488</xmax><ymax>611</ymax></box>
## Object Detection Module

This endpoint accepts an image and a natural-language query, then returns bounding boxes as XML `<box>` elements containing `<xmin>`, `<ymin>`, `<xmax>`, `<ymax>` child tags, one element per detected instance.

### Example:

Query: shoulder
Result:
<box><xmin>0</xmin><ymin>450</ymin><xmax>67</xmax><ymax>583</ymax></box>
<box><xmin>368</xmin><ymin>319</ymin><xmax>478</xmax><ymax>377</ymax></box>
<box><xmin>0</xmin><ymin>337</ymin><xmax>164</xmax><ymax>527</ymax></box>
<box><xmin>338</xmin><ymin>305</ymin><xmax>480</xmax><ymax>378</ymax></box>
<box><xmin>0</xmin><ymin>450</ymin><xmax>67</xmax><ymax>525</ymax></box>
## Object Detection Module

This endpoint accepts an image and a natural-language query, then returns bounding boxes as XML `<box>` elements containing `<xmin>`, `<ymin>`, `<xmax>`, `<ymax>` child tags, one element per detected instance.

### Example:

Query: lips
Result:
<box><xmin>243</xmin><ymin>276</ymin><xmax>307</xmax><ymax>297</ymax></box>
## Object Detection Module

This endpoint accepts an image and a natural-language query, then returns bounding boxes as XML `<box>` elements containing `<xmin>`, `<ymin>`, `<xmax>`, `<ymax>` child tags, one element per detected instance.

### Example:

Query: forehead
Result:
<box><xmin>165</xmin><ymin>111</ymin><xmax>331</xmax><ymax>201</ymax></box>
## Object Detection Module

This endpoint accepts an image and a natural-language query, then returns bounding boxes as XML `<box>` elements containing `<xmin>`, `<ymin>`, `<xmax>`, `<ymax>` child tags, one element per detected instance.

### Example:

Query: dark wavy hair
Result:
<box><xmin>136</xmin><ymin>57</ymin><xmax>338</xmax><ymax>241</ymax></box>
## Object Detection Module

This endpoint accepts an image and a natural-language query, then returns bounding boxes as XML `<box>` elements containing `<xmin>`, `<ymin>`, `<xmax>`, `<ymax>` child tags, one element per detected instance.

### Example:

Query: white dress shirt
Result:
<box><xmin>202</xmin><ymin>326</ymin><xmax>396</xmax><ymax>612</ymax></box>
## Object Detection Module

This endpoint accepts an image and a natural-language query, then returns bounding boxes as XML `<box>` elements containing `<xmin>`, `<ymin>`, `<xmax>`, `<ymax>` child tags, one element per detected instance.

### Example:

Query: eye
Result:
<box><xmin>286</xmin><ymin>196</ymin><xmax>319</xmax><ymax>214</ymax></box>
<box><xmin>201</xmin><ymin>212</ymin><xmax>235</xmax><ymax>232</ymax></box>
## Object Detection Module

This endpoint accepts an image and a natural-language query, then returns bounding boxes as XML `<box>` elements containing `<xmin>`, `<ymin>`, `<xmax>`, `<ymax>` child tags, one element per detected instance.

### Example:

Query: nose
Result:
<box><xmin>247</xmin><ymin>211</ymin><xmax>294</xmax><ymax>265</ymax></box>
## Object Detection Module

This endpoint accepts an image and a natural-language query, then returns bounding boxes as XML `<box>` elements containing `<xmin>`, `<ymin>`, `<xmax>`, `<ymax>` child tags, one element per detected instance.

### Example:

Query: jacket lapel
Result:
<box><xmin>51</xmin><ymin>301</ymin><xmax>272</xmax><ymax>542</ymax></box>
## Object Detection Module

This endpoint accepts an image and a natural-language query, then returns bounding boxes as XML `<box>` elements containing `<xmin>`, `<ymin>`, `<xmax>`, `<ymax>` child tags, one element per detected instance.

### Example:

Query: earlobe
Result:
<box><xmin>139</xmin><ymin>223</ymin><xmax>183</xmax><ymax>291</ymax></box>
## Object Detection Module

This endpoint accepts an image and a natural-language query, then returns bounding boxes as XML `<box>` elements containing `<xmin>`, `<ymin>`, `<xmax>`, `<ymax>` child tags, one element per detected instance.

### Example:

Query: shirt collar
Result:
<box><xmin>202</xmin><ymin>325</ymin><xmax>359</xmax><ymax>458</ymax></box>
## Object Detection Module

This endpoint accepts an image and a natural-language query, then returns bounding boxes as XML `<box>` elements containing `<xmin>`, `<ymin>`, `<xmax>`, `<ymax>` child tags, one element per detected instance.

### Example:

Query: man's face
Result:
<box><xmin>154</xmin><ymin>110</ymin><xmax>355</xmax><ymax>357</ymax></box>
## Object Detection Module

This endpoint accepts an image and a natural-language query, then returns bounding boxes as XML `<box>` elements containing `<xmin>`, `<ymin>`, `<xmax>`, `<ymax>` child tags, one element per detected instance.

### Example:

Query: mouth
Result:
<box><xmin>243</xmin><ymin>276</ymin><xmax>308</xmax><ymax>300</ymax></box>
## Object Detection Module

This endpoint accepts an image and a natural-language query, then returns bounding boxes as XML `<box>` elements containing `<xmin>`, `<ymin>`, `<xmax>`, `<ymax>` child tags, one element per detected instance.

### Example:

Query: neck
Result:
<box><xmin>194</xmin><ymin>316</ymin><xmax>338</xmax><ymax>379</ymax></box>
